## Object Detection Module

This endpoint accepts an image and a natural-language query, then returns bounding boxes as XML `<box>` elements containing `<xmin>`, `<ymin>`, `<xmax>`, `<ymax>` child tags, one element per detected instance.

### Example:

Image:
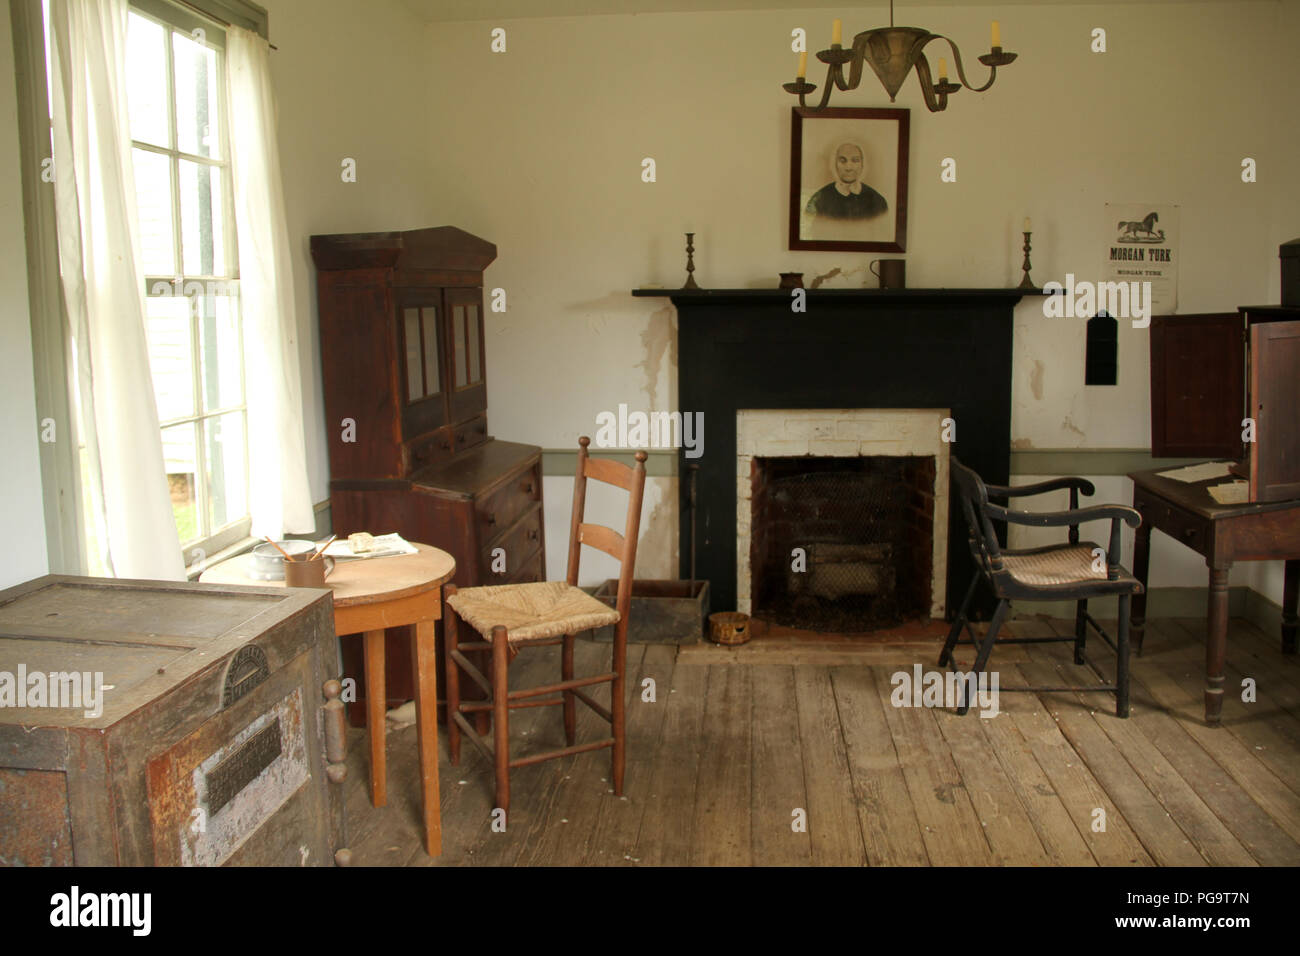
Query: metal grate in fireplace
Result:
<box><xmin>750</xmin><ymin>456</ymin><xmax>935</xmax><ymax>632</ymax></box>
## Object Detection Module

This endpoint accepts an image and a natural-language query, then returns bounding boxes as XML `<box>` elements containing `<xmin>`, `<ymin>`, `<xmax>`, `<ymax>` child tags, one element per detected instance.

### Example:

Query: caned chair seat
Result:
<box><xmin>998</xmin><ymin>542</ymin><xmax>1138</xmax><ymax>589</ymax></box>
<box><xmin>446</xmin><ymin>580</ymin><xmax>620</xmax><ymax>643</ymax></box>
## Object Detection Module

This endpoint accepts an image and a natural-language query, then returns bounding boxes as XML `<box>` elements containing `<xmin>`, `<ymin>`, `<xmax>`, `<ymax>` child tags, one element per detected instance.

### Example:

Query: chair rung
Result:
<box><xmin>507</xmin><ymin>672</ymin><xmax>616</xmax><ymax>701</ymax></box>
<box><xmin>451</xmin><ymin>710</ymin><xmax>494</xmax><ymax>758</ymax></box>
<box><xmin>572</xmin><ymin>687</ymin><xmax>611</xmax><ymax>722</ymax></box>
<box><xmin>456</xmin><ymin>641</ymin><xmax>493</xmax><ymax>652</ymax></box>
<box><xmin>997</xmin><ymin>684</ymin><xmax>1119</xmax><ymax>694</ymax></box>
<box><xmin>450</xmin><ymin>649</ymin><xmax>492</xmax><ymax>695</ymax></box>
<box><xmin>507</xmin><ymin>737</ymin><xmax>614</xmax><ymax>769</ymax></box>
<box><xmin>951</xmin><ymin>635</ymin><xmax>1074</xmax><ymax>646</ymax></box>
<box><xmin>459</xmin><ymin>696</ymin><xmax>566</xmax><ymax>713</ymax></box>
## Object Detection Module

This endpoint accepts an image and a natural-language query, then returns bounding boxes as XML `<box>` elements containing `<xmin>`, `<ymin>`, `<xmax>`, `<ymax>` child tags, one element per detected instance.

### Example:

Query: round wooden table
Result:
<box><xmin>201</xmin><ymin>542</ymin><xmax>455</xmax><ymax>856</ymax></box>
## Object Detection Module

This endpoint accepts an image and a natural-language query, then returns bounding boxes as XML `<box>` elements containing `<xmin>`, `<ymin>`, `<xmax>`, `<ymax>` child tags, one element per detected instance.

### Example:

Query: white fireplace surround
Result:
<box><xmin>736</xmin><ymin>408</ymin><xmax>951</xmax><ymax>621</ymax></box>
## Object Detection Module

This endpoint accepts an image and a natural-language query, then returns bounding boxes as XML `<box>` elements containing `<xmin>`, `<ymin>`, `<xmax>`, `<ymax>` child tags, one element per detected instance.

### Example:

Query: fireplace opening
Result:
<box><xmin>750</xmin><ymin>455</ymin><xmax>935</xmax><ymax>632</ymax></box>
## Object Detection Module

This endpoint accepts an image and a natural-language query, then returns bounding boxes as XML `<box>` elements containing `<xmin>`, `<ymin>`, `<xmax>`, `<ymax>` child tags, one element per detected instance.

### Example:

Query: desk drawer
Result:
<box><xmin>476</xmin><ymin>462</ymin><xmax>541</xmax><ymax>541</ymax></box>
<box><xmin>481</xmin><ymin>505</ymin><xmax>542</xmax><ymax>580</ymax></box>
<box><xmin>1143</xmin><ymin>496</ymin><xmax>1212</xmax><ymax>553</ymax></box>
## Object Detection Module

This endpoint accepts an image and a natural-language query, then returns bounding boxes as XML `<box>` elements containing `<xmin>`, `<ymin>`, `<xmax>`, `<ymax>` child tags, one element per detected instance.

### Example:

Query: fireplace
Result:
<box><xmin>738</xmin><ymin>408</ymin><xmax>949</xmax><ymax>630</ymax></box>
<box><xmin>633</xmin><ymin>286</ymin><xmax>1026</xmax><ymax>620</ymax></box>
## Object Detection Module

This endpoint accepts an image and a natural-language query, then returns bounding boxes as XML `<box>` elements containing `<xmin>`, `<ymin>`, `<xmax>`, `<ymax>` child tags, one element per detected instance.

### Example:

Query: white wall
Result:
<box><xmin>0</xmin><ymin>5</ymin><xmax>50</xmax><ymax>589</ymax></box>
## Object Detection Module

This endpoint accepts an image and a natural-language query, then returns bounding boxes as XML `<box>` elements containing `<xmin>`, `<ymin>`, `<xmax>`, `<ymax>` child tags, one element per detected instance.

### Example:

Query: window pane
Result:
<box><xmin>162</xmin><ymin>423</ymin><xmax>200</xmax><ymax>545</ymax></box>
<box><xmin>200</xmin><ymin>292</ymin><xmax>241</xmax><ymax>412</ymax></box>
<box><xmin>144</xmin><ymin>291</ymin><xmax>193</xmax><ymax>422</ymax></box>
<box><xmin>133</xmin><ymin>149</ymin><xmax>175</xmax><ymax>274</ymax></box>
<box><xmin>403</xmin><ymin>308</ymin><xmax>422</xmax><ymax>401</ymax></box>
<box><xmin>126</xmin><ymin>13</ymin><xmax>169</xmax><ymax>147</ymax></box>
<box><xmin>466</xmin><ymin>305</ymin><xmax>481</xmax><ymax>385</ymax></box>
<box><xmin>173</xmin><ymin>30</ymin><xmax>220</xmax><ymax>158</ymax></box>
<box><xmin>205</xmin><ymin>412</ymin><xmax>246</xmax><ymax>531</ymax></box>
<box><xmin>453</xmin><ymin>305</ymin><xmax>467</xmax><ymax>388</ymax></box>
<box><xmin>422</xmin><ymin>308</ymin><xmax>440</xmax><ymax>396</ymax></box>
<box><xmin>179</xmin><ymin>160</ymin><xmax>225</xmax><ymax>275</ymax></box>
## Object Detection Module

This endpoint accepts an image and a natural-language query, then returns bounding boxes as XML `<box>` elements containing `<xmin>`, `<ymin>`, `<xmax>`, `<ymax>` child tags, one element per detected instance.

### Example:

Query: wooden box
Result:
<box><xmin>590</xmin><ymin>579</ymin><xmax>709</xmax><ymax>644</ymax></box>
<box><xmin>1150</xmin><ymin>307</ymin><xmax>1300</xmax><ymax>502</ymax></box>
<box><xmin>0</xmin><ymin>576</ymin><xmax>342</xmax><ymax>866</ymax></box>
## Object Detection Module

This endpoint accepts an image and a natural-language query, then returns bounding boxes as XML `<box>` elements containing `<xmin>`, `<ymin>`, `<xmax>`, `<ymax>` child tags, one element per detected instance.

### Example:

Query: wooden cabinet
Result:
<box><xmin>0</xmin><ymin>576</ymin><xmax>341</xmax><ymax>866</ymax></box>
<box><xmin>1150</xmin><ymin>306</ymin><xmax>1300</xmax><ymax>502</ymax></box>
<box><xmin>311</xmin><ymin>227</ymin><xmax>545</xmax><ymax>723</ymax></box>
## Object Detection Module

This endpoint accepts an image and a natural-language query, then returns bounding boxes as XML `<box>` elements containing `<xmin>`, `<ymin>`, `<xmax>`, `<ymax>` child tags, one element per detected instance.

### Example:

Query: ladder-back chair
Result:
<box><xmin>442</xmin><ymin>437</ymin><xmax>647</xmax><ymax>815</ymax></box>
<box><xmin>941</xmin><ymin>457</ymin><xmax>1143</xmax><ymax>717</ymax></box>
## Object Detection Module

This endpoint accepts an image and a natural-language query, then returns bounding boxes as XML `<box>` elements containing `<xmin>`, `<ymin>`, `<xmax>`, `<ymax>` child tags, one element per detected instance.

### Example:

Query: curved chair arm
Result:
<box><xmin>987</xmin><ymin>502</ymin><xmax>1142</xmax><ymax>580</ymax></box>
<box><xmin>985</xmin><ymin>476</ymin><xmax>1096</xmax><ymax>499</ymax></box>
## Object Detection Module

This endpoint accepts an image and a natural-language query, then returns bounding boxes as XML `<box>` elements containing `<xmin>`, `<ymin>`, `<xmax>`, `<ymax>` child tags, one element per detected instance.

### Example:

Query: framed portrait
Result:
<box><xmin>789</xmin><ymin>107</ymin><xmax>910</xmax><ymax>253</ymax></box>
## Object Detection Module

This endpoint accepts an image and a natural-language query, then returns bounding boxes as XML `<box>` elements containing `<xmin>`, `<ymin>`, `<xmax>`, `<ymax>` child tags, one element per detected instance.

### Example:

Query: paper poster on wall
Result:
<box><xmin>1104</xmin><ymin>203</ymin><xmax>1179</xmax><ymax>315</ymax></box>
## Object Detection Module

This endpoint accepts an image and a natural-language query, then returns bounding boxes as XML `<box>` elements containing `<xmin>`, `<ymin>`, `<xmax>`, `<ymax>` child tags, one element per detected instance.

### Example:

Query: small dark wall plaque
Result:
<box><xmin>1085</xmin><ymin>312</ymin><xmax>1118</xmax><ymax>385</ymax></box>
<box><xmin>205</xmin><ymin>719</ymin><xmax>282</xmax><ymax>814</ymax></box>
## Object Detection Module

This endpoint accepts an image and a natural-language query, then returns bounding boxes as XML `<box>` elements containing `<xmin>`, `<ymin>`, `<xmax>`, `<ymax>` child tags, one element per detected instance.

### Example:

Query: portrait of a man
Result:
<box><xmin>804</xmin><ymin>143</ymin><xmax>889</xmax><ymax>221</ymax></box>
<box><xmin>790</xmin><ymin>107</ymin><xmax>910</xmax><ymax>252</ymax></box>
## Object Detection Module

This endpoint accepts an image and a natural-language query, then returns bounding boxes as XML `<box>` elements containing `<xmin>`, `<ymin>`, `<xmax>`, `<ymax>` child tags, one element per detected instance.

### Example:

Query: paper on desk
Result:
<box><xmin>1157</xmin><ymin>461</ymin><xmax>1234</xmax><ymax>483</ymax></box>
<box><xmin>323</xmin><ymin>532</ymin><xmax>418</xmax><ymax>559</ymax></box>
<box><xmin>1208</xmin><ymin>481</ymin><xmax>1249</xmax><ymax>505</ymax></box>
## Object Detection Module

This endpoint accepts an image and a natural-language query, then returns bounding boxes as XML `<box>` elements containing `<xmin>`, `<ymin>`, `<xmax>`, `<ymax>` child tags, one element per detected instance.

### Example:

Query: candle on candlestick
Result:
<box><xmin>992</xmin><ymin>20</ymin><xmax>1001</xmax><ymax>48</ymax></box>
<box><xmin>797</xmin><ymin>51</ymin><xmax>807</xmax><ymax>78</ymax></box>
<box><xmin>832</xmin><ymin>19</ymin><xmax>842</xmax><ymax>45</ymax></box>
<box><xmin>938</xmin><ymin>57</ymin><xmax>948</xmax><ymax>82</ymax></box>
<box><xmin>1024</xmin><ymin>217</ymin><xmax>1031</xmax><ymax>232</ymax></box>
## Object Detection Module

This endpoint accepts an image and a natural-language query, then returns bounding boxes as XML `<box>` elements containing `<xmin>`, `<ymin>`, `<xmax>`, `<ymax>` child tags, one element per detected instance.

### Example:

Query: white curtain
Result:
<box><xmin>224</xmin><ymin>25</ymin><xmax>314</xmax><ymax>538</ymax></box>
<box><xmin>48</xmin><ymin>0</ymin><xmax>184</xmax><ymax>580</ymax></box>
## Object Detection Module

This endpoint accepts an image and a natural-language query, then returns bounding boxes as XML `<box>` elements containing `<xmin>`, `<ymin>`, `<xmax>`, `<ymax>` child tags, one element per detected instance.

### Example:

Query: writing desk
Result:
<box><xmin>1128</xmin><ymin>467</ymin><xmax>1300</xmax><ymax>724</ymax></box>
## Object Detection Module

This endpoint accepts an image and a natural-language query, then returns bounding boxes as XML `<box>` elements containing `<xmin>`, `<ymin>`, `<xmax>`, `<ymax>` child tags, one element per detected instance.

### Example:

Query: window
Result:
<box><xmin>125</xmin><ymin>4</ymin><xmax>249</xmax><ymax>560</ymax></box>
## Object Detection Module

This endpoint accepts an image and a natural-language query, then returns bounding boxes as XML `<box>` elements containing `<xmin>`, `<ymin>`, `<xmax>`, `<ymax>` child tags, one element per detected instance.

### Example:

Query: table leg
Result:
<box><xmin>1205</xmin><ymin>566</ymin><xmax>1230</xmax><ymax>725</ymax></box>
<box><xmin>1283</xmin><ymin>559</ymin><xmax>1299</xmax><ymax>655</ymax></box>
<box><xmin>411</xmin><ymin>618</ymin><xmax>442</xmax><ymax>857</ymax></box>
<box><xmin>364</xmin><ymin>629</ymin><xmax>387</xmax><ymax>806</ymax></box>
<box><xmin>1131</xmin><ymin>516</ymin><xmax>1151</xmax><ymax>656</ymax></box>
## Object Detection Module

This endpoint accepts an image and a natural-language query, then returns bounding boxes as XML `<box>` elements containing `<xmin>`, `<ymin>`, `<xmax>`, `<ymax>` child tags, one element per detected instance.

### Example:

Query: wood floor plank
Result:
<box><xmin>749</xmin><ymin>665</ymin><xmax>812</xmax><ymax>866</ymax></box>
<box><xmin>583</xmin><ymin>643</ymin><xmax>678</xmax><ymax>865</ymax></box>
<box><xmin>690</xmin><ymin>664</ymin><xmax>754</xmax><ymax>866</ymax></box>
<box><xmin>874</xmin><ymin>668</ymin><xmax>994</xmax><ymax>865</ymax></box>
<box><xmin>793</xmin><ymin>666</ymin><xmax>868</xmax><ymax>866</ymax></box>
<box><xmin>998</xmin><ymin>662</ymin><xmax>1153</xmax><ymax>865</ymax></box>
<box><xmin>933</xmin><ymin>707</ymin><xmax>1051</xmax><ymax>865</ymax></box>
<box><xmin>1017</xmin><ymin>657</ymin><xmax>1208</xmax><ymax>865</ymax></box>
<box><xmin>831</xmin><ymin>666</ymin><xmax>929</xmax><ymax>865</ymax></box>
<box><xmin>630</xmin><ymin>660</ymin><xmax>709</xmax><ymax>866</ymax></box>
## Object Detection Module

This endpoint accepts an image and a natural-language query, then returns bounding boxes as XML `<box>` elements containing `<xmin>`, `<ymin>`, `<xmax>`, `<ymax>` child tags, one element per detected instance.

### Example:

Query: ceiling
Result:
<box><xmin>400</xmin><ymin>0</ymin><xmax>1224</xmax><ymax>23</ymax></box>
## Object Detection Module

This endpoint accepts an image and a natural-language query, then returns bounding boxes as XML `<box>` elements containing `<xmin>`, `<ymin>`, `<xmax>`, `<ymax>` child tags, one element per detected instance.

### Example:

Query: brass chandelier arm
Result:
<box><xmin>912</xmin><ymin>54</ymin><xmax>950</xmax><ymax>114</ymax></box>
<box><xmin>930</xmin><ymin>34</ymin><xmax>998</xmax><ymax>93</ymax></box>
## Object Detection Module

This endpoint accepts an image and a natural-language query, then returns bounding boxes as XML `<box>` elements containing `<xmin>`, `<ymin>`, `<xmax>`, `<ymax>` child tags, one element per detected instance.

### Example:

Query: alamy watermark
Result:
<box><xmin>0</xmin><ymin>666</ymin><xmax>106</xmax><ymax>719</ymax></box>
<box><xmin>890</xmin><ymin>664</ymin><xmax>1000</xmax><ymax>718</ymax></box>
<box><xmin>594</xmin><ymin>403</ymin><xmax>704</xmax><ymax>459</ymax></box>
<box><xmin>1042</xmin><ymin>274</ymin><xmax>1152</xmax><ymax>328</ymax></box>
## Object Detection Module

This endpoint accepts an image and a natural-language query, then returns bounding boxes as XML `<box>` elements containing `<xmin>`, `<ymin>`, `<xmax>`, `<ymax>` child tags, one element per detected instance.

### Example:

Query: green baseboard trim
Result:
<box><xmin>542</xmin><ymin>448</ymin><xmax>678</xmax><ymax>477</ymax></box>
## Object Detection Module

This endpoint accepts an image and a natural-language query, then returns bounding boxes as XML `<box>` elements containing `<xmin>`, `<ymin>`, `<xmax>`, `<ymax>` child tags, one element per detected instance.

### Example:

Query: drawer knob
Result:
<box><xmin>486</xmin><ymin>512</ymin><xmax>497</xmax><ymax>526</ymax></box>
<box><xmin>528</xmin><ymin>528</ymin><xmax>539</xmax><ymax>541</ymax></box>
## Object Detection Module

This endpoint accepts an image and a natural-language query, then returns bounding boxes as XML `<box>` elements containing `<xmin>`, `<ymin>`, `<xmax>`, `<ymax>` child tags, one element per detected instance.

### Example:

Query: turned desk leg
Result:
<box><xmin>1283</xmin><ymin>559</ymin><xmax>1299</xmax><ymax>655</ymax></box>
<box><xmin>1131</xmin><ymin>517</ymin><xmax>1152</xmax><ymax>656</ymax></box>
<box><xmin>364</xmin><ymin>629</ymin><xmax>387</xmax><ymax>806</ymax></box>
<box><xmin>1205</xmin><ymin>566</ymin><xmax>1230</xmax><ymax>725</ymax></box>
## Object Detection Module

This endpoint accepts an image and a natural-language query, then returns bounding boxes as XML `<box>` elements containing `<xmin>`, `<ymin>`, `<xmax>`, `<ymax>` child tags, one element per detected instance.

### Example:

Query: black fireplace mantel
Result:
<box><xmin>633</xmin><ymin>286</ymin><xmax>1031</xmax><ymax>619</ymax></box>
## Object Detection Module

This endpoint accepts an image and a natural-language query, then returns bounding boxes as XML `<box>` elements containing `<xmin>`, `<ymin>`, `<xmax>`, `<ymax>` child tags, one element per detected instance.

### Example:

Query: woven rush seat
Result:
<box><xmin>999</xmin><ymin>542</ymin><xmax>1125</xmax><ymax>588</ymax></box>
<box><xmin>446</xmin><ymin>580</ymin><xmax>620</xmax><ymax>643</ymax></box>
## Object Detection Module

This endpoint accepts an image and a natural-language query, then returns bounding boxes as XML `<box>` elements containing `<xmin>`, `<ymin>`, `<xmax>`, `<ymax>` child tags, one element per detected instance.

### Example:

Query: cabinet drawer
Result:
<box><xmin>507</xmin><ymin>545</ymin><xmax>545</xmax><ymax>584</ymax></box>
<box><xmin>403</xmin><ymin>426</ymin><xmax>454</xmax><ymax>474</ymax></box>
<box><xmin>475</xmin><ymin>463</ymin><xmax>541</xmax><ymax>541</ymax></box>
<box><xmin>481</xmin><ymin>505</ymin><xmax>542</xmax><ymax>581</ymax></box>
<box><xmin>1142</xmin><ymin>496</ymin><xmax>1212</xmax><ymax>554</ymax></box>
<box><xmin>454</xmin><ymin>414</ymin><xmax>489</xmax><ymax>455</ymax></box>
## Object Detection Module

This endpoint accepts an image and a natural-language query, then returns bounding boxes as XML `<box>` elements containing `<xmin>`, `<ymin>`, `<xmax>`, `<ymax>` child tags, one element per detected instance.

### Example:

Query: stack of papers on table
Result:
<box><xmin>323</xmin><ymin>532</ymin><xmax>418</xmax><ymax>559</ymax></box>
<box><xmin>1157</xmin><ymin>461</ymin><xmax>1235</xmax><ymax>483</ymax></box>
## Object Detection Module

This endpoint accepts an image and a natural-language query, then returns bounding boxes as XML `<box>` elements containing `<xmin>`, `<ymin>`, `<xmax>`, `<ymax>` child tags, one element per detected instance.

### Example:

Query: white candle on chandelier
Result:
<box><xmin>992</xmin><ymin>20</ymin><xmax>1001</xmax><ymax>48</ymax></box>
<box><xmin>1024</xmin><ymin>217</ymin><xmax>1032</xmax><ymax>233</ymax></box>
<box><xmin>938</xmin><ymin>57</ymin><xmax>948</xmax><ymax>82</ymax></box>
<box><xmin>797</xmin><ymin>51</ymin><xmax>807</xmax><ymax>78</ymax></box>
<box><xmin>832</xmin><ymin>19</ymin><xmax>842</xmax><ymax>45</ymax></box>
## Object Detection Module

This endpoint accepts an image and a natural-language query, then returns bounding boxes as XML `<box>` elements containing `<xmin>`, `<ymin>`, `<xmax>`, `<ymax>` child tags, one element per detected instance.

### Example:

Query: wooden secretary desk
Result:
<box><xmin>311</xmin><ymin>226</ymin><xmax>545</xmax><ymax>723</ymax></box>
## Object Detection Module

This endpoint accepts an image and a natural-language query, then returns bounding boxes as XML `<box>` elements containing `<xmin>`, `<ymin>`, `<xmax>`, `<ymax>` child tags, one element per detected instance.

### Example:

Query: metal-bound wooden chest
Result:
<box><xmin>0</xmin><ymin>575</ymin><xmax>342</xmax><ymax>866</ymax></box>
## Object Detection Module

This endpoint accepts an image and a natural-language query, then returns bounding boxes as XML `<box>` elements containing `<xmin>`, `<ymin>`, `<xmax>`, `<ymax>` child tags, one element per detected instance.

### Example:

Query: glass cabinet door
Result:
<box><xmin>399</xmin><ymin>299</ymin><xmax>448</xmax><ymax>436</ymax></box>
<box><xmin>444</xmin><ymin>288</ymin><xmax>487</xmax><ymax>424</ymax></box>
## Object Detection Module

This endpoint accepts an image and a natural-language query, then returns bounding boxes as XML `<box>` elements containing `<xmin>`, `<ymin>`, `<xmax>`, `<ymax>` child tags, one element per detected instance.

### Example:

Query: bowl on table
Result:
<box><xmin>250</xmin><ymin>540</ymin><xmax>317</xmax><ymax>581</ymax></box>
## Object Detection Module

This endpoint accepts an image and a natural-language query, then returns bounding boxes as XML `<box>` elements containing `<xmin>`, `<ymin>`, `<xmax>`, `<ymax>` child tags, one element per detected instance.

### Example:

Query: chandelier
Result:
<box><xmin>783</xmin><ymin>1</ymin><xmax>1016</xmax><ymax>113</ymax></box>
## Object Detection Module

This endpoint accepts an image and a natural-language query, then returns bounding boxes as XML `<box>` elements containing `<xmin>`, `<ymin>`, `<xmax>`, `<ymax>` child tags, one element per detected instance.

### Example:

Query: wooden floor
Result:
<box><xmin>342</xmin><ymin>615</ymin><xmax>1300</xmax><ymax>866</ymax></box>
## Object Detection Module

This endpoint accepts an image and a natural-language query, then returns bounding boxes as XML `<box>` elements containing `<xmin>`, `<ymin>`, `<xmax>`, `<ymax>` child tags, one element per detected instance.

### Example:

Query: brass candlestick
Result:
<box><xmin>1017</xmin><ymin>230</ymin><xmax>1035</xmax><ymax>289</ymax></box>
<box><xmin>682</xmin><ymin>232</ymin><xmax>700</xmax><ymax>289</ymax></box>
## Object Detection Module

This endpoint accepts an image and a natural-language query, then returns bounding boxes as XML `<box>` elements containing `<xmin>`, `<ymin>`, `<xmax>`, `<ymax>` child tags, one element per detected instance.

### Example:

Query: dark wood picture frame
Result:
<box><xmin>789</xmin><ymin>106</ymin><xmax>910</xmax><ymax>253</ymax></box>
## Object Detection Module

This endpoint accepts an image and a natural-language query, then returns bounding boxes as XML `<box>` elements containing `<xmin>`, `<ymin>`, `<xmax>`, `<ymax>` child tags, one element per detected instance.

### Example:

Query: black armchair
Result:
<box><xmin>941</xmin><ymin>457</ymin><xmax>1144</xmax><ymax>717</ymax></box>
